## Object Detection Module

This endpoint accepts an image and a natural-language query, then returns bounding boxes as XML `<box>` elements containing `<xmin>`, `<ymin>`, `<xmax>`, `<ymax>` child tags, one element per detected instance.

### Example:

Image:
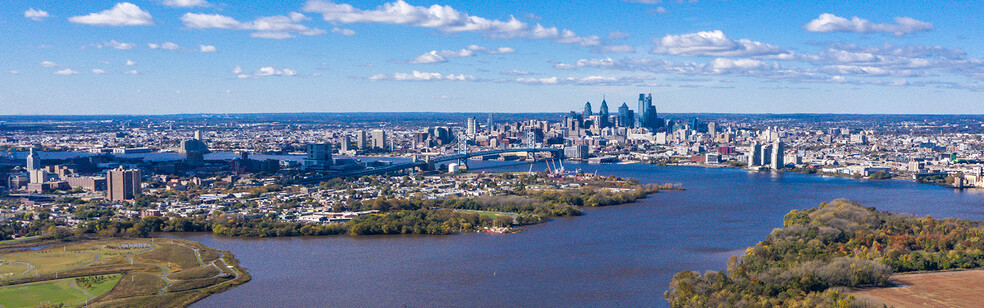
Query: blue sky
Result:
<box><xmin>1</xmin><ymin>0</ymin><xmax>983</xmax><ymax>115</ymax></box>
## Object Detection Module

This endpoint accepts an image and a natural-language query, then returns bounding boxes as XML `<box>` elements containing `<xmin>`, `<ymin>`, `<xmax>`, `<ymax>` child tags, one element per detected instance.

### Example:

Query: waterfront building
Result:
<box><xmin>564</xmin><ymin>145</ymin><xmax>589</xmax><ymax>160</ymax></box>
<box><xmin>356</xmin><ymin>130</ymin><xmax>368</xmax><ymax>149</ymax></box>
<box><xmin>748</xmin><ymin>142</ymin><xmax>762</xmax><ymax>166</ymax></box>
<box><xmin>371</xmin><ymin>129</ymin><xmax>387</xmax><ymax>149</ymax></box>
<box><xmin>107</xmin><ymin>167</ymin><xmax>141</xmax><ymax>201</ymax></box>
<box><xmin>770</xmin><ymin>141</ymin><xmax>785</xmax><ymax>170</ymax></box>
<box><xmin>339</xmin><ymin>137</ymin><xmax>351</xmax><ymax>153</ymax></box>
<box><xmin>303</xmin><ymin>143</ymin><xmax>332</xmax><ymax>168</ymax></box>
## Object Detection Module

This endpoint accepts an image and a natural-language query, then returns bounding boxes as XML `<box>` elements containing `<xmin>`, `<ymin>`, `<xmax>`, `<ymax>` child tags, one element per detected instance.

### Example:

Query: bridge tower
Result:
<box><xmin>526</xmin><ymin>129</ymin><xmax>537</xmax><ymax>161</ymax></box>
<box><xmin>456</xmin><ymin>133</ymin><xmax>469</xmax><ymax>171</ymax></box>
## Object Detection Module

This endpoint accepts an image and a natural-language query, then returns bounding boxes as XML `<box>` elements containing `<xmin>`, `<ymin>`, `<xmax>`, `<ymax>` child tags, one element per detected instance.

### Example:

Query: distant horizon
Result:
<box><xmin>2</xmin><ymin>1</ymin><xmax>983</xmax><ymax>114</ymax></box>
<box><xmin>2</xmin><ymin>111</ymin><xmax>984</xmax><ymax>118</ymax></box>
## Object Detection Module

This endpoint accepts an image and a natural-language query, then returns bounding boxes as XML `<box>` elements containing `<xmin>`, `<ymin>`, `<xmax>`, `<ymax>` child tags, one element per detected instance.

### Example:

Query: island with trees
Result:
<box><xmin>665</xmin><ymin>198</ymin><xmax>984</xmax><ymax>307</ymax></box>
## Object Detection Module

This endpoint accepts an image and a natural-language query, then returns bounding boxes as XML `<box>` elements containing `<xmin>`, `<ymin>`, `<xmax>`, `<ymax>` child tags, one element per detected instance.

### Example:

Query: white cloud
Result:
<box><xmin>69</xmin><ymin>2</ymin><xmax>154</xmax><ymax>26</ymax></box>
<box><xmin>102</xmin><ymin>40</ymin><xmax>136</xmax><ymax>50</ymax></box>
<box><xmin>181</xmin><ymin>12</ymin><xmax>326</xmax><ymax>39</ymax></box>
<box><xmin>40</xmin><ymin>61</ymin><xmax>57</xmax><ymax>68</ymax></box>
<box><xmin>199</xmin><ymin>45</ymin><xmax>218</xmax><ymax>52</ymax></box>
<box><xmin>804</xmin><ymin>13</ymin><xmax>933</xmax><ymax>36</ymax></box>
<box><xmin>554</xmin><ymin>63</ymin><xmax>576</xmax><ymax>70</ymax></box>
<box><xmin>125</xmin><ymin>59</ymin><xmax>136</xmax><ymax>66</ymax></box>
<box><xmin>500</xmin><ymin>69</ymin><xmax>532</xmax><ymax>76</ymax></box>
<box><xmin>467</xmin><ymin>45</ymin><xmax>515</xmax><ymax>54</ymax></box>
<box><xmin>231</xmin><ymin>66</ymin><xmax>243</xmax><ymax>74</ymax></box>
<box><xmin>705</xmin><ymin>58</ymin><xmax>770</xmax><ymax>73</ymax></box>
<box><xmin>410</xmin><ymin>51</ymin><xmax>447</xmax><ymax>64</ymax></box>
<box><xmin>162</xmin><ymin>0</ymin><xmax>210</xmax><ymax>7</ymax></box>
<box><xmin>331</xmin><ymin>27</ymin><xmax>356</xmax><ymax>35</ymax></box>
<box><xmin>607</xmin><ymin>31</ymin><xmax>630</xmax><ymax>39</ymax></box>
<box><xmin>369</xmin><ymin>71</ymin><xmax>475</xmax><ymax>81</ymax></box>
<box><xmin>92</xmin><ymin>69</ymin><xmax>108</xmax><ymax>74</ymax></box>
<box><xmin>652</xmin><ymin>30</ymin><xmax>786</xmax><ymax>57</ymax></box>
<box><xmin>409</xmin><ymin>45</ymin><xmax>513</xmax><ymax>64</ymax></box>
<box><xmin>148</xmin><ymin>42</ymin><xmax>181</xmax><ymax>50</ymax></box>
<box><xmin>25</xmin><ymin>8</ymin><xmax>50</xmax><ymax>21</ymax></box>
<box><xmin>248</xmin><ymin>66</ymin><xmax>300</xmax><ymax>77</ymax></box>
<box><xmin>513</xmin><ymin>75</ymin><xmax>641</xmax><ymax>86</ymax></box>
<box><xmin>124</xmin><ymin>70</ymin><xmax>139</xmax><ymax>75</ymax></box>
<box><xmin>577</xmin><ymin>57</ymin><xmax>616</xmax><ymax>67</ymax></box>
<box><xmin>55</xmin><ymin>69</ymin><xmax>80</xmax><ymax>75</ymax></box>
<box><xmin>596</xmin><ymin>44</ymin><xmax>636</xmax><ymax>54</ymax></box>
<box><xmin>302</xmin><ymin>0</ymin><xmax>600</xmax><ymax>46</ymax></box>
<box><xmin>653</xmin><ymin>7</ymin><xmax>668</xmax><ymax>14</ymax></box>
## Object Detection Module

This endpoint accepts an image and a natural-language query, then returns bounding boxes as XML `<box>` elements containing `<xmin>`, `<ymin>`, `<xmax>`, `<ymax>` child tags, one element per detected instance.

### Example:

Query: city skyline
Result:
<box><xmin>2</xmin><ymin>1</ymin><xmax>984</xmax><ymax>115</ymax></box>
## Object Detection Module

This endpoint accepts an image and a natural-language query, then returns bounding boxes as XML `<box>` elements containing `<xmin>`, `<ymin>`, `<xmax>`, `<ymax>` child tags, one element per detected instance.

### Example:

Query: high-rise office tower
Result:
<box><xmin>26</xmin><ymin>148</ymin><xmax>40</xmax><ymax>171</ymax></box>
<box><xmin>583</xmin><ymin>102</ymin><xmax>593</xmax><ymax>118</ymax></box>
<box><xmin>636</xmin><ymin>93</ymin><xmax>655</xmax><ymax>129</ymax></box>
<box><xmin>356</xmin><ymin>130</ymin><xmax>368</xmax><ymax>149</ymax></box>
<box><xmin>618</xmin><ymin>103</ymin><xmax>634</xmax><ymax>128</ymax></box>
<box><xmin>107</xmin><ymin>167</ymin><xmax>141</xmax><ymax>201</ymax></box>
<box><xmin>707</xmin><ymin>122</ymin><xmax>717</xmax><ymax>135</ymax></box>
<box><xmin>599</xmin><ymin>99</ymin><xmax>610</xmax><ymax>128</ymax></box>
<box><xmin>466</xmin><ymin>117</ymin><xmax>477</xmax><ymax>136</ymax></box>
<box><xmin>647</xmin><ymin>105</ymin><xmax>658</xmax><ymax>129</ymax></box>
<box><xmin>371</xmin><ymin>129</ymin><xmax>387</xmax><ymax>149</ymax></box>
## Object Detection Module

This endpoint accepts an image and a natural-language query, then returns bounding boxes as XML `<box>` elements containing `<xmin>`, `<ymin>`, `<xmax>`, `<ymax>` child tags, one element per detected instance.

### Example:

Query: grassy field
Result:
<box><xmin>0</xmin><ymin>238</ymin><xmax>250</xmax><ymax>307</ymax></box>
<box><xmin>0</xmin><ymin>274</ymin><xmax>121</xmax><ymax>308</ymax></box>
<box><xmin>1</xmin><ymin>250</ymin><xmax>96</xmax><ymax>278</ymax></box>
<box><xmin>852</xmin><ymin>270</ymin><xmax>984</xmax><ymax>308</ymax></box>
<box><xmin>454</xmin><ymin>209</ymin><xmax>515</xmax><ymax>218</ymax></box>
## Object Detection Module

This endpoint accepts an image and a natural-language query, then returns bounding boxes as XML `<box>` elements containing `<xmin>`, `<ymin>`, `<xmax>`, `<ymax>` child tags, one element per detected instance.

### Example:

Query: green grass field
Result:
<box><xmin>0</xmin><ymin>238</ymin><xmax>249</xmax><ymax>307</ymax></box>
<box><xmin>1</xmin><ymin>250</ymin><xmax>96</xmax><ymax>278</ymax></box>
<box><xmin>0</xmin><ymin>263</ymin><xmax>31</xmax><ymax>280</ymax></box>
<box><xmin>455</xmin><ymin>209</ymin><xmax>515</xmax><ymax>218</ymax></box>
<box><xmin>0</xmin><ymin>274</ymin><xmax>121</xmax><ymax>308</ymax></box>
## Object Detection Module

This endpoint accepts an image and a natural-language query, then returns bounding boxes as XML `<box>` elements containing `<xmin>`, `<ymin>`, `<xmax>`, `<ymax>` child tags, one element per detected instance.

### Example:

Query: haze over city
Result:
<box><xmin>2</xmin><ymin>0</ymin><xmax>983</xmax><ymax>115</ymax></box>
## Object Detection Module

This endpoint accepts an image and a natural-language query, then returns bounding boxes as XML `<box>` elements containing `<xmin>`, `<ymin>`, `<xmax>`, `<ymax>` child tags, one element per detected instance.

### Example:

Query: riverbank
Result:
<box><xmin>0</xmin><ymin>238</ymin><xmax>249</xmax><ymax>308</ymax></box>
<box><xmin>665</xmin><ymin>199</ymin><xmax>984</xmax><ymax>307</ymax></box>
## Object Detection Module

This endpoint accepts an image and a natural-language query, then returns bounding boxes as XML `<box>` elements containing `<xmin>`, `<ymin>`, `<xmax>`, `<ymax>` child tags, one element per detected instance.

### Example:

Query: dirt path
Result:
<box><xmin>70</xmin><ymin>279</ymin><xmax>94</xmax><ymax>301</ymax></box>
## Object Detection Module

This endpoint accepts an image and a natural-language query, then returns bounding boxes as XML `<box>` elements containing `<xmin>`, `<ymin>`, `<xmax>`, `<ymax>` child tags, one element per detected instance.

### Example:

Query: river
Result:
<box><xmin>165</xmin><ymin>162</ymin><xmax>984</xmax><ymax>307</ymax></box>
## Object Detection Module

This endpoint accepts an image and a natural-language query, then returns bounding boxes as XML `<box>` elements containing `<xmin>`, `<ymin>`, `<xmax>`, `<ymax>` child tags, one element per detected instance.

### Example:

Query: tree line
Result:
<box><xmin>665</xmin><ymin>198</ymin><xmax>984</xmax><ymax>307</ymax></box>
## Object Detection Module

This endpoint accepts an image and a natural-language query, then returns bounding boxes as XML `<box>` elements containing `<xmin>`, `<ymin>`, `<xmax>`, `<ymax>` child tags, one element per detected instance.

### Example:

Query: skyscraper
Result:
<box><xmin>340</xmin><ymin>137</ymin><xmax>351</xmax><ymax>153</ymax></box>
<box><xmin>583</xmin><ymin>102</ymin><xmax>593</xmax><ymax>118</ymax></box>
<box><xmin>466</xmin><ymin>117</ymin><xmax>477</xmax><ymax>136</ymax></box>
<box><xmin>26</xmin><ymin>148</ymin><xmax>40</xmax><ymax>171</ymax></box>
<box><xmin>770</xmin><ymin>141</ymin><xmax>785</xmax><ymax>170</ymax></box>
<box><xmin>599</xmin><ymin>99</ymin><xmax>610</xmax><ymax>128</ymax></box>
<box><xmin>107</xmin><ymin>167</ymin><xmax>141</xmax><ymax>201</ymax></box>
<box><xmin>618</xmin><ymin>103</ymin><xmax>634</xmax><ymax>128</ymax></box>
<box><xmin>636</xmin><ymin>93</ymin><xmax>656</xmax><ymax>130</ymax></box>
<box><xmin>748</xmin><ymin>142</ymin><xmax>762</xmax><ymax>166</ymax></box>
<box><xmin>356</xmin><ymin>130</ymin><xmax>368</xmax><ymax>150</ymax></box>
<box><xmin>371</xmin><ymin>129</ymin><xmax>387</xmax><ymax>149</ymax></box>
